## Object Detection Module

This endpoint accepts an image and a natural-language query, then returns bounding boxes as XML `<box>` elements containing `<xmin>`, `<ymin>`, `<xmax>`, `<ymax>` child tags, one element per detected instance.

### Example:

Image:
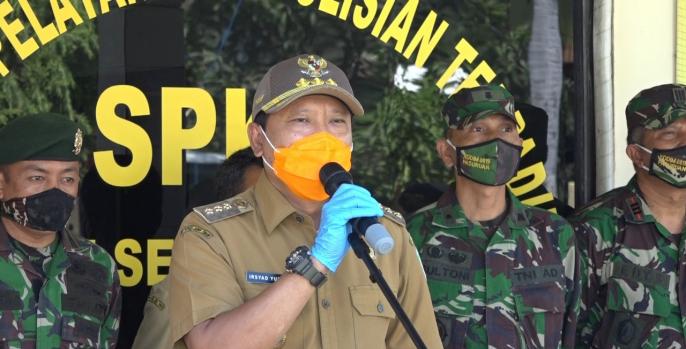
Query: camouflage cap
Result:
<box><xmin>0</xmin><ymin>113</ymin><xmax>83</xmax><ymax>165</ymax></box>
<box><xmin>250</xmin><ymin>54</ymin><xmax>364</xmax><ymax>118</ymax></box>
<box><xmin>442</xmin><ymin>85</ymin><xmax>516</xmax><ymax>129</ymax></box>
<box><xmin>626</xmin><ymin>83</ymin><xmax>686</xmax><ymax>132</ymax></box>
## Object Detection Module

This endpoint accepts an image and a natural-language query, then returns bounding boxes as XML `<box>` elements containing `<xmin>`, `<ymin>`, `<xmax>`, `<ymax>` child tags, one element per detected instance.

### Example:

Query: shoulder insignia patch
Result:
<box><xmin>382</xmin><ymin>206</ymin><xmax>405</xmax><ymax>226</ymax></box>
<box><xmin>147</xmin><ymin>294</ymin><xmax>165</xmax><ymax>311</ymax></box>
<box><xmin>193</xmin><ymin>198</ymin><xmax>253</xmax><ymax>224</ymax></box>
<box><xmin>624</xmin><ymin>195</ymin><xmax>644</xmax><ymax>222</ymax></box>
<box><xmin>180</xmin><ymin>225</ymin><xmax>214</xmax><ymax>239</ymax></box>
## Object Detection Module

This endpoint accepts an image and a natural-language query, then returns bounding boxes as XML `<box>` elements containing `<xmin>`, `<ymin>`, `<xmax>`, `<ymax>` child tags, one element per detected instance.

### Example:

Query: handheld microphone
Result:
<box><xmin>319</xmin><ymin>162</ymin><xmax>395</xmax><ymax>255</ymax></box>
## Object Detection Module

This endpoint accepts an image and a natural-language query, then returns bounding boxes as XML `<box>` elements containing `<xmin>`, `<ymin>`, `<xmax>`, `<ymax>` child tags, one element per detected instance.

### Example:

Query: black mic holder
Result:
<box><xmin>347</xmin><ymin>230</ymin><xmax>428</xmax><ymax>349</ymax></box>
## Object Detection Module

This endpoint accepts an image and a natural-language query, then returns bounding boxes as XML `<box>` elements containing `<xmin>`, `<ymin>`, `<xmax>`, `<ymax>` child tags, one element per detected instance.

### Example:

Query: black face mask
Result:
<box><xmin>1</xmin><ymin>188</ymin><xmax>75</xmax><ymax>232</ymax></box>
<box><xmin>447</xmin><ymin>138</ymin><xmax>523</xmax><ymax>186</ymax></box>
<box><xmin>636</xmin><ymin>144</ymin><xmax>686</xmax><ymax>188</ymax></box>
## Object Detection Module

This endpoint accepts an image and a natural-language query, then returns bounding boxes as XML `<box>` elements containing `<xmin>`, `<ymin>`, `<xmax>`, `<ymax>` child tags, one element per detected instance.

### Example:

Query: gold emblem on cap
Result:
<box><xmin>73</xmin><ymin>128</ymin><xmax>83</xmax><ymax>155</ymax></box>
<box><xmin>298</xmin><ymin>55</ymin><xmax>329</xmax><ymax>78</ymax></box>
<box><xmin>295</xmin><ymin>77</ymin><xmax>338</xmax><ymax>88</ymax></box>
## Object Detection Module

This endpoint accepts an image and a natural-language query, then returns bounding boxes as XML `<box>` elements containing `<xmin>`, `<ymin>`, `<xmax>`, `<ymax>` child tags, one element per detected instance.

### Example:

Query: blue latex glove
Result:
<box><xmin>311</xmin><ymin>183</ymin><xmax>384</xmax><ymax>272</ymax></box>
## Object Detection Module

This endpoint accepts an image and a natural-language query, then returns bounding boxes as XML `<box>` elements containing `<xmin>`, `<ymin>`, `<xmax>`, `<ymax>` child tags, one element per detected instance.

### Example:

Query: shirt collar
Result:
<box><xmin>432</xmin><ymin>188</ymin><xmax>528</xmax><ymax>230</ymax></box>
<box><xmin>61</xmin><ymin>228</ymin><xmax>86</xmax><ymax>252</ymax></box>
<box><xmin>624</xmin><ymin>177</ymin><xmax>656</xmax><ymax>224</ymax></box>
<box><xmin>505</xmin><ymin>192</ymin><xmax>530</xmax><ymax>228</ymax></box>
<box><xmin>253</xmin><ymin>171</ymin><xmax>299</xmax><ymax>234</ymax></box>
<box><xmin>0</xmin><ymin>219</ymin><xmax>83</xmax><ymax>253</ymax></box>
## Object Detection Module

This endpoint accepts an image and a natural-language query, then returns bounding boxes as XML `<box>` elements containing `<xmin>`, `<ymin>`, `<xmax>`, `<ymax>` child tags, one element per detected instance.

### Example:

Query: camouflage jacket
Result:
<box><xmin>0</xmin><ymin>222</ymin><xmax>121</xmax><ymax>349</ymax></box>
<box><xmin>572</xmin><ymin>178</ymin><xmax>686</xmax><ymax>348</ymax></box>
<box><xmin>407</xmin><ymin>190</ymin><xmax>580</xmax><ymax>348</ymax></box>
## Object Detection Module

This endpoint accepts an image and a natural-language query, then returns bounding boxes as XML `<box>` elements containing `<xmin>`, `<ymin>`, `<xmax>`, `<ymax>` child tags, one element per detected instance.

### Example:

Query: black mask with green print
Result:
<box><xmin>637</xmin><ymin>144</ymin><xmax>686</xmax><ymax>188</ymax></box>
<box><xmin>448</xmin><ymin>138</ymin><xmax>522</xmax><ymax>186</ymax></box>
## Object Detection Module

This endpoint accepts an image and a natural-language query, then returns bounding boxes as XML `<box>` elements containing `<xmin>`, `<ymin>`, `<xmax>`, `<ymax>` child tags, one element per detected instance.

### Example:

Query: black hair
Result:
<box><xmin>215</xmin><ymin>147</ymin><xmax>263</xmax><ymax>199</ymax></box>
<box><xmin>253</xmin><ymin>111</ymin><xmax>268</xmax><ymax>129</ymax></box>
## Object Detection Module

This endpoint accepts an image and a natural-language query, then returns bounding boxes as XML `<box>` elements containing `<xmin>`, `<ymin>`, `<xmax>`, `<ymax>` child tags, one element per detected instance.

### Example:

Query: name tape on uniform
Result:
<box><xmin>510</xmin><ymin>265</ymin><xmax>564</xmax><ymax>287</ymax></box>
<box><xmin>246</xmin><ymin>272</ymin><xmax>281</xmax><ymax>284</ymax></box>
<box><xmin>612</xmin><ymin>261</ymin><xmax>670</xmax><ymax>288</ymax></box>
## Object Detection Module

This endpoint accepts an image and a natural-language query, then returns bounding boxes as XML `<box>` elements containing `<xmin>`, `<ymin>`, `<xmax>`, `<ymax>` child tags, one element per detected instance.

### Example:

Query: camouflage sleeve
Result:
<box><xmin>406</xmin><ymin>211</ymin><xmax>432</xmax><ymax>251</ymax></box>
<box><xmin>100</xmin><ymin>258</ymin><xmax>122</xmax><ymax>349</ymax></box>
<box><xmin>406</xmin><ymin>215</ymin><xmax>423</xmax><ymax>249</ymax></box>
<box><xmin>573</xmin><ymin>217</ymin><xmax>614</xmax><ymax>348</ymax></box>
<box><xmin>386</xmin><ymin>224</ymin><xmax>442</xmax><ymax>349</ymax></box>
<box><xmin>559</xmin><ymin>221</ymin><xmax>581</xmax><ymax>349</ymax></box>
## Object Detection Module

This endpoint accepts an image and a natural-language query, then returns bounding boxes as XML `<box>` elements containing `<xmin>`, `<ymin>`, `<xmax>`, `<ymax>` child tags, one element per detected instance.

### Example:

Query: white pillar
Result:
<box><xmin>610</xmin><ymin>0</ymin><xmax>676</xmax><ymax>189</ymax></box>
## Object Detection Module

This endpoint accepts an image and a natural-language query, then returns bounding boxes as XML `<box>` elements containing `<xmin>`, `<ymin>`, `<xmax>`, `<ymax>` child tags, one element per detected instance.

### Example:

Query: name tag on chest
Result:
<box><xmin>510</xmin><ymin>265</ymin><xmax>564</xmax><ymax>287</ymax></box>
<box><xmin>612</xmin><ymin>261</ymin><xmax>670</xmax><ymax>288</ymax></box>
<box><xmin>246</xmin><ymin>272</ymin><xmax>281</xmax><ymax>284</ymax></box>
<box><xmin>424</xmin><ymin>262</ymin><xmax>474</xmax><ymax>284</ymax></box>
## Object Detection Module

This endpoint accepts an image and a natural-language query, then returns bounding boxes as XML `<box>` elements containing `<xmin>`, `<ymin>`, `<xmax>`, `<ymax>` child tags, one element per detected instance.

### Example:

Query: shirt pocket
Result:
<box><xmin>435</xmin><ymin>312</ymin><xmax>469</xmax><ymax>349</ymax></box>
<box><xmin>0</xmin><ymin>289</ymin><xmax>23</xmax><ymax>348</ymax></box>
<box><xmin>61</xmin><ymin>315</ymin><xmax>102</xmax><ymax>348</ymax></box>
<box><xmin>0</xmin><ymin>313</ymin><xmax>22</xmax><ymax>349</ymax></box>
<box><xmin>513</xmin><ymin>281</ymin><xmax>566</xmax><ymax>349</ymax></box>
<box><xmin>433</xmin><ymin>283</ymin><xmax>474</xmax><ymax>349</ymax></box>
<box><xmin>591</xmin><ymin>276</ymin><xmax>670</xmax><ymax>349</ymax></box>
<box><xmin>349</xmin><ymin>285</ymin><xmax>396</xmax><ymax>349</ymax></box>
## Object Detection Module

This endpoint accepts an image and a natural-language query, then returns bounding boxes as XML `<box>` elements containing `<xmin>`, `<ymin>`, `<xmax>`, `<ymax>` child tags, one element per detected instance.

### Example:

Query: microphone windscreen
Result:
<box><xmin>319</xmin><ymin>162</ymin><xmax>353</xmax><ymax>196</ymax></box>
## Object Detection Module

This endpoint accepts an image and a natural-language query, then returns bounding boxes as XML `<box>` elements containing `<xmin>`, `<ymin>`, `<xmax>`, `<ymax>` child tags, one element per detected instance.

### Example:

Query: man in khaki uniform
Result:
<box><xmin>132</xmin><ymin>147</ymin><xmax>262</xmax><ymax>349</ymax></box>
<box><xmin>167</xmin><ymin>54</ymin><xmax>442</xmax><ymax>349</ymax></box>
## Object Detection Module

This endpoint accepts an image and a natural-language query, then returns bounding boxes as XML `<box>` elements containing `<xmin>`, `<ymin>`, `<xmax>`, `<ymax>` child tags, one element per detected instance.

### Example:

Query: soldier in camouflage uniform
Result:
<box><xmin>0</xmin><ymin>114</ymin><xmax>121</xmax><ymax>348</ymax></box>
<box><xmin>407</xmin><ymin>85</ymin><xmax>580</xmax><ymax>348</ymax></box>
<box><xmin>573</xmin><ymin>84</ymin><xmax>686</xmax><ymax>348</ymax></box>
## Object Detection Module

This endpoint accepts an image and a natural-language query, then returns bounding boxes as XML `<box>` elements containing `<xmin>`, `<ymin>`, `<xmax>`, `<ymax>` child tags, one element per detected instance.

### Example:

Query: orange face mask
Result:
<box><xmin>261</xmin><ymin>128</ymin><xmax>353</xmax><ymax>201</ymax></box>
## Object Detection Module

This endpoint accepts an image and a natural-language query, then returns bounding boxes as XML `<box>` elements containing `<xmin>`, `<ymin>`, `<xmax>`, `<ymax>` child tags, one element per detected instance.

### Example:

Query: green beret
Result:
<box><xmin>0</xmin><ymin>113</ymin><xmax>83</xmax><ymax>165</ymax></box>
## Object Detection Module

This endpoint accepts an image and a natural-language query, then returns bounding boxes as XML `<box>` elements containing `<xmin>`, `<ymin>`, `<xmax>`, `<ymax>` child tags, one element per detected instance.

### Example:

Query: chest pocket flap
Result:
<box><xmin>513</xmin><ymin>281</ymin><xmax>566</xmax><ymax>316</ymax></box>
<box><xmin>349</xmin><ymin>285</ymin><xmax>396</xmax><ymax>349</ymax></box>
<box><xmin>511</xmin><ymin>270</ymin><xmax>567</xmax><ymax>349</ymax></box>
<box><xmin>350</xmin><ymin>285</ymin><xmax>396</xmax><ymax>319</ymax></box>
<box><xmin>0</xmin><ymin>289</ymin><xmax>23</xmax><ymax>343</ymax></box>
<box><xmin>511</xmin><ymin>265</ymin><xmax>566</xmax><ymax>315</ymax></box>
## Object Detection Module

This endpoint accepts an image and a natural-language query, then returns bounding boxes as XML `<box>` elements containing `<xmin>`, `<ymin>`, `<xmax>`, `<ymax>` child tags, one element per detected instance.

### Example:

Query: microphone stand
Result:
<box><xmin>348</xmin><ymin>230</ymin><xmax>428</xmax><ymax>349</ymax></box>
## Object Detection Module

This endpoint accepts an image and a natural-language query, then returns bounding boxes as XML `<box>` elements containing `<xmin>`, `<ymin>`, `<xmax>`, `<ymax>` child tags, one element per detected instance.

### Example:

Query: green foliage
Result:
<box><xmin>427</xmin><ymin>0</ymin><xmax>532</xmax><ymax>99</ymax></box>
<box><xmin>183</xmin><ymin>0</ymin><xmax>544</xmax><ymax>207</ymax></box>
<box><xmin>0</xmin><ymin>2</ymin><xmax>98</xmax><ymax>145</ymax></box>
<box><xmin>352</xmin><ymin>80</ymin><xmax>453</xmax><ymax>206</ymax></box>
<box><xmin>184</xmin><ymin>0</ymin><xmax>400</xmax><ymax>151</ymax></box>
<box><xmin>0</xmin><ymin>0</ymin><xmax>575</xmax><ymax>206</ymax></box>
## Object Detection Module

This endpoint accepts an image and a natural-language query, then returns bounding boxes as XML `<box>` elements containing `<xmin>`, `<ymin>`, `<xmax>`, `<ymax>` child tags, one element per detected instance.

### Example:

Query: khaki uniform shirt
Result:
<box><xmin>132</xmin><ymin>278</ymin><xmax>170</xmax><ymax>349</ymax></box>
<box><xmin>168</xmin><ymin>172</ymin><xmax>442</xmax><ymax>349</ymax></box>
